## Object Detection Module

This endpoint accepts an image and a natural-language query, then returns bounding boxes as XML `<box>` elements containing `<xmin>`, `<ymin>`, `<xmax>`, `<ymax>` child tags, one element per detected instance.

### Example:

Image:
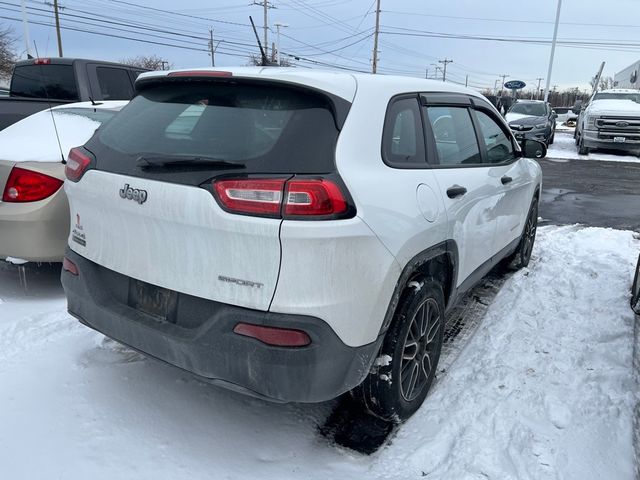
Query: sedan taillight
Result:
<box><xmin>212</xmin><ymin>177</ymin><xmax>351</xmax><ymax>219</ymax></box>
<box><xmin>2</xmin><ymin>167</ymin><xmax>63</xmax><ymax>202</ymax></box>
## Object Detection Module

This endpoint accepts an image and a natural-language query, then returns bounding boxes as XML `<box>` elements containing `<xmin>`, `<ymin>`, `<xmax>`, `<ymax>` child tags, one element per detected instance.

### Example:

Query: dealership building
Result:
<box><xmin>614</xmin><ymin>60</ymin><xmax>640</xmax><ymax>89</ymax></box>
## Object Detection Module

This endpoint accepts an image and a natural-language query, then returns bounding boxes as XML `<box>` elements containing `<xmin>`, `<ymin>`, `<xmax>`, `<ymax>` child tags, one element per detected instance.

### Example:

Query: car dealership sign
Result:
<box><xmin>504</xmin><ymin>80</ymin><xmax>526</xmax><ymax>90</ymax></box>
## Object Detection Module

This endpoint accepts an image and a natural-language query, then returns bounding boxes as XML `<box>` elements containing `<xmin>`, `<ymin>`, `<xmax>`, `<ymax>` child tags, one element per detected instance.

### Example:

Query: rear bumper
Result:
<box><xmin>61</xmin><ymin>248</ymin><xmax>382</xmax><ymax>403</ymax></box>
<box><xmin>0</xmin><ymin>188</ymin><xmax>69</xmax><ymax>262</ymax></box>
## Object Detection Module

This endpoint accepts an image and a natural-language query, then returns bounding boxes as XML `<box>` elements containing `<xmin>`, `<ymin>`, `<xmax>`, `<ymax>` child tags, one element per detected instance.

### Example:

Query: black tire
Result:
<box><xmin>507</xmin><ymin>197</ymin><xmax>538</xmax><ymax>269</ymax></box>
<box><xmin>355</xmin><ymin>279</ymin><xmax>445</xmax><ymax>422</ymax></box>
<box><xmin>578</xmin><ymin>136</ymin><xmax>589</xmax><ymax>155</ymax></box>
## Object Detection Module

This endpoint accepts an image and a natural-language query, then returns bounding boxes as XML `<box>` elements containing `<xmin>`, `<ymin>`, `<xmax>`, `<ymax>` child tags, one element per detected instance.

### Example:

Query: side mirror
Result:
<box><xmin>551</xmin><ymin>110</ymin><xmax>558</xmax><ymax>118</ymax></box>
<box><xmin>521</xmin><ymin>138</ymin><xmax>547</xmax><ymax>159</ymax></box>
<box><xmin>632</xmin><ymin>255</ymin><xmax>640</xmax><ymax>315</ymax></box>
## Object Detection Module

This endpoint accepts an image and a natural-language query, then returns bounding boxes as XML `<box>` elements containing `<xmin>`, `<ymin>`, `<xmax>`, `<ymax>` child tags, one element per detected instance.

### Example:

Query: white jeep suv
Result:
<box><xmin>61</xmin><ymin>68</ymin><xmax>544</xmax><ymax>422</ymax></box>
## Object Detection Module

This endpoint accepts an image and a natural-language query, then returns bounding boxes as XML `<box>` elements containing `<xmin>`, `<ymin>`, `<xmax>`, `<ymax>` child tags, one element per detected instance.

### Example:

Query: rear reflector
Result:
<box><xmin>212</xmin><ymin>177</ymin><xmax>350</xmax><ymax>219</ymax></box>
<box><xmin>168</xmin><ymin>70</ymin><xmax>233</xmax><ymax>77</ymax></box>
<box><xmin>62</xmin><ymin>257</ymin><xmax>79</xmax><ymax>276</ymax></box>
<box><xmin>2</xmin><ymin>167</ymin><xmax>63</xmax><ymax>203</ymax></box>
<box><xmin>65</xmin><ymin>147</ymin><xmax>93</xmax><ymax>182</ymax></box>
<box><xmin>233</xmin><ymin>322</ymin><xmax>311</xmax><ymax>347</ymax></box>
<box><xmin>33</xmin><ymin>58</ymin><xmax>51</xmax><ymax>65</ymax></box>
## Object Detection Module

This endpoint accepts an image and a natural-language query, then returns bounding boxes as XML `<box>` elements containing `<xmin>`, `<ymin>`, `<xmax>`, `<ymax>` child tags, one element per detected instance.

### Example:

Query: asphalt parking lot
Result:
<box><xmin>539</xmin><ymin>153</ymin><xmax>640</xmax><ymax>231</ymax></box>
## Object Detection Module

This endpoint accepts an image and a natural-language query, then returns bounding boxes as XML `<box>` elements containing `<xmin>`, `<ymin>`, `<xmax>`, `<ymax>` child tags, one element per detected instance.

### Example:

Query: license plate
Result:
<box><xmin>614</xmin><ymin>136</ymin><xmax>626</xmax><ymax>143</ymax></box>
<box><xmin>129</xmin><ymin>279</ymin><xmax>178</xmax><ymax>321</ymax></box>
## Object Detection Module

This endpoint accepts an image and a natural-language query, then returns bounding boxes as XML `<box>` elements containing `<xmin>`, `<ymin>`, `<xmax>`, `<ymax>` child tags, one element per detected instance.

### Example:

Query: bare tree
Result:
<box><xmin>0</xmin><ymin>27</ymin><xmax>17</xmax><ymax>82</ymax></box>
<box><xmin>120</xmin><ymin>55</ymin><xmax>172</xmax><ymax>71</ymax></box>
<box><xmin>247</xmin><ymin>52</ymin><xmax>292</xmax><ymax>67</ymax></box>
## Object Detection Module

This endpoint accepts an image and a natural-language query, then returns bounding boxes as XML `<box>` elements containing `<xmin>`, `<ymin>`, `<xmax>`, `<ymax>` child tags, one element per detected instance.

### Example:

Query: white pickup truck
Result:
<box><xmin>575</xmin><ymin>89</ymin><xmax>640</xmax><ymax>155</ymax></box>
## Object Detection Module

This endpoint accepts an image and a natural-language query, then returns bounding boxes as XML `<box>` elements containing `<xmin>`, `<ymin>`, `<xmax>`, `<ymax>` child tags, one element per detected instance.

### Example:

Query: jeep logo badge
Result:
<box><xmin>119</xmin><ymin>184</ymin><xmax>148</xmax><ymax>204</ymax></box>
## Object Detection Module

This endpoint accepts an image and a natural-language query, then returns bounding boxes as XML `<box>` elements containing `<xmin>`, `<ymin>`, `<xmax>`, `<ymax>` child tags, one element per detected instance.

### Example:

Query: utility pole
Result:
<box><xmin>20</xmin><ymin>0</ymin><xmax>32</xmax><ymax>58</ymax></box>
<box><xmin>371</xmin><ymin>0</ymin><xmax>381</xmax><ymax>74</ymax></box>
<box><xmin>53</xmin><ymin>0</ymin><xmax>63</xmax><ymax>57</ymax></box>
<box><xmin>208</xmin><ymin>28</ymin><xmax>220</xmax><ymax>66</ymax></box>
<box><xmin>533</xmin><ymin>77</ymin><xmax>544</xmax><ymax>100</ymax></box>
<box><xmin>543</xmin><ymin>0</ymin><xmax>562</xmax><ymax>102</ymax></box>
<box><xmin>434</xmin><ymin>66</ymin><xmax>442</xmax><ymax>80</ymax></box>
<box><xmin>274</xmin><ymin>22</ymin><xmax>288</xmax><ymax>66</ymax></box>
<box><xmin>425</xmin><ymin>67</ymin><xmax>428</xmax><ymax>79</ymax></box>
<box><xmin>465</xmin><ymin>75</ymin><xmax>468</xmax><ymax>87</ymax></box>
<box><xmin>438</xmin><ymin>58</ymin><xmax>453</xmax><ymax>82</ymax></box>
<box><xmin>252</xmin><ymin>1</ymin><xmax>275</xmax><ymax>60</ymax></box>
<box><xmin>499</xmin><ymin>74</ymin><xmax>509</xmax><ymax>96</ymax></box>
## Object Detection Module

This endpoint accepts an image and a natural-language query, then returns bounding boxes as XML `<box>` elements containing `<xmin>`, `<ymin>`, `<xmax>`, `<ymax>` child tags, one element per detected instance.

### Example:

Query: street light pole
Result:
<box><xmin>274</xmin><ymin>22</ymin><xmax>288</xmax><ymax>66</ymax></box>
<box><xmin>543</xmin><ymin>0</ymin><xmax>562</xmax><ymax>103</ymax></box>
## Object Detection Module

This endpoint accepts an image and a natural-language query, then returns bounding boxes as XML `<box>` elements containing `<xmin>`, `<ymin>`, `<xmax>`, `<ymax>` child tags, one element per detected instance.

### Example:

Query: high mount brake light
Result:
<box><xmin>33</xmin><ymin>58</ymin><xmax>51</xmax><ymax>65</ymax></box>
<box><xmin>212</xmin><ymin>178</ymin><xmax>349</xmax><ymax>219</ymax></box>
<box><xmin>2</xmin><ymin>167</ymin><xmax>63</xmax><ymax>203</ymax></box>
<box><xmin>65</xmin><ymin>147</ymin><xmax>93</xmax><ymax>182</ymax></box>
<box><xmin>168</xmin><ymin>71</ymin><xmax>233</xmax><ymax>77</ymax></box>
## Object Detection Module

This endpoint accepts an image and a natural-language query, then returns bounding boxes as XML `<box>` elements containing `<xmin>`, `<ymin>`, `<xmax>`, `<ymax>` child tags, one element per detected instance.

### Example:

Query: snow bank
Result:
<box><xmin>547</xmin><ymin>132</ymin><xmax>640</xmax><ymax>163</ymax></box>
<box><xmin>0</xmin><ymin>226</ymin><xmax>637</xmax><ymax>479</ymax></box>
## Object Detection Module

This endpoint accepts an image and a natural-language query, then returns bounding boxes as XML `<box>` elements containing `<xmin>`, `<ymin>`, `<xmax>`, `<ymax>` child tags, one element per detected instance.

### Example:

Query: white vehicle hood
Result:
<box><xmin>0</xmin><ymin>101</ymin><xmax>127</xmax><ymax>163</ymax></box>
<box><xmin>587</xmin><ymin>99</ymin><xmax>640</xmax><ymax>117</ymax></box>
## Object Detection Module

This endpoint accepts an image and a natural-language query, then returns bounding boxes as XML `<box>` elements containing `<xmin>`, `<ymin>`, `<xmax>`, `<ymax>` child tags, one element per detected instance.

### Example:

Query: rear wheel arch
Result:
<box><xmin>378</xmin><ymin>241</ymin><xmax>458</xmax><ymax>338</ymax></box>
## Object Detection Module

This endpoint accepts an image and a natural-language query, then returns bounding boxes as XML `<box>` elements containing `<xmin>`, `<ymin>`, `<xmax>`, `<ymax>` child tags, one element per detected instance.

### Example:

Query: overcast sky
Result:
<box><xmin>6</xmin><ymin>0</ymin><xmax>640</xmax><ymax>92</ymax></box>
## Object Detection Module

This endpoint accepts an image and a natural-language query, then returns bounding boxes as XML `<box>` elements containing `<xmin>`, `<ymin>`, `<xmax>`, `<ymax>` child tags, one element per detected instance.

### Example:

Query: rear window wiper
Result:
<box><xmin>136</xmin><ymin>155</ymin><xmax>245</xmax><ymax>169</ymax></box>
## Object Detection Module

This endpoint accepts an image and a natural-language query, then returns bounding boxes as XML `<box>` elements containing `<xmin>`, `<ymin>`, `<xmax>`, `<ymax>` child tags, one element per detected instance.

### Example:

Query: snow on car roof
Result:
<box><xmin>0</xmin><ymin>101</ymin><xmax>127</xmax><ymax>163</ymax></box>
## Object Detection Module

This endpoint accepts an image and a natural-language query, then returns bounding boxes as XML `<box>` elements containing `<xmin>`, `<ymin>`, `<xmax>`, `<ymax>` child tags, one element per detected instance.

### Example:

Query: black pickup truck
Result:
<box><xmin>0</xmin><ymin>57</ymin><xmax>146</xmax><ymax>130</ymax></box>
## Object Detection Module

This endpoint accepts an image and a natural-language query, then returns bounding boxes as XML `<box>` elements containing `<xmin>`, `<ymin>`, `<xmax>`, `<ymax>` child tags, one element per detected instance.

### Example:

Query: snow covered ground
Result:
<box><xmin>548</xmin><ymin>131</ymin><xmax>640</xmax><ymax>163</ymax></box>
<box><xmin>0</xmin><ymin>225</ymin><xmax>638</xmax><ymax>480</ymax></box>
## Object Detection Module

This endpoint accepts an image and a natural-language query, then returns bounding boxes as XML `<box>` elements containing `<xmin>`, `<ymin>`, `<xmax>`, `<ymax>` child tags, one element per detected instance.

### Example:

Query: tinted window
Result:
<box><xmin>475</xmin><ymin>111</ymin><xmax>515</xmax><ymax>164</ymax></box>
<box><xmin>426</xmin><ymin>106</ymin><xmax>481</xmax><ymax>166</ymax></box>
<box><xmin>382</xmin><ymin>97</ymin><xmax>425</xmax><ymax>165</ymax></box>
<box><xmin>508</xmin><ymin>103</ymin><xmax>547</xmax><ymax>116</ymax></box>
<box><xmin>97</xmin><ymin>82</ymin><xmax>339</xmax><ymax>172</ymax></box>
<box><xmin>10</xmin><ymin>64</ymin><xmax>78</xmax><ymax>100</ymax></box>
<box><xmin>96</xmin><ymin>67</ymin><xmax>133</xmax><ymax>100</ymax></box>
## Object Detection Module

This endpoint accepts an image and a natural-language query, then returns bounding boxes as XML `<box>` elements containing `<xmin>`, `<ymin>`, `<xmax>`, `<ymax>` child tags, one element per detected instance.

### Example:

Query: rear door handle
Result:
<box><xmin>446</xmin><ymin>185</ymin><xmax>467</xmax><ymax>199</ymax></box>
<box><xmin>501</xmin><ymin>175</ymin><xmax>513</xmax><ymax>185</ymax></box>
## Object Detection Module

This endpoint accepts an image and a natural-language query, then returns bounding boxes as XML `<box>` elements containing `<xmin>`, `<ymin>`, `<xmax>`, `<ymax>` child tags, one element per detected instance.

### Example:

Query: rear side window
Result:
<box><xmin>382</xmin><ymin>97</ymin><xmax>426</xmax><ymax>166</ymax></box>
<box><xmin>10</xmin><ymin>65</ymin><xmax>78</xmax><ymax>100</ymax></box>
<box><xmin>98</xmin><ymin>81</ymin><xmax>339</xmax><ymax>172</ymax></box>
<box><xmin>426</xmin><ymin>106</ymin><xmax>481</xmax><ymax>166</ymax></box>
<box><xmin>96</xmin><ymin>67</ymin><xmax>133</xmax><ymax>100</ymax></box>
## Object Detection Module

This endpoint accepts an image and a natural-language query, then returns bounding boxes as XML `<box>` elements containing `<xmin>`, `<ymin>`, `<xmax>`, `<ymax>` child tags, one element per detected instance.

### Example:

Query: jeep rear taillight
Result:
<box><xmin>2</xmin><ymin>167</ymin><xmax>63</xmax><ymax>202</ymax></box>
<box><xmin>214</xmin><ymin>179</ymin><xmax>285</xmax><ymax>217</ymax></box>
<box><xmin>284</xmin><ymin>179</ymin><xmax>347</xmax><ymax>216</ymax></box>
<box><xmin>65</xmin><ymin>147</ymin><xmax>93</xmax><ymax>182</ymax></box>
<box><xmin>212</xmin><ymin>177</ymin><xmax>351</xmax><ymax>219</ymax></box>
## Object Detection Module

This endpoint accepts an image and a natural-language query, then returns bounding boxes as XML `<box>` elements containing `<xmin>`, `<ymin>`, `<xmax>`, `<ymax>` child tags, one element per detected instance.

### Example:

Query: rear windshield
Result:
<box><xmin>97</xmin><ymin>81</ymin><xmax>339</xmax><ymax>172</ymax></box>
<box><xmin>509</xmin><ymin>103</ymin><xmax>546</xmax><ymax>116</ymax></box>
<box><xmin>10</xmin><ymin>64</ymin><xmax>79</xmax><ymax>101</ymax></box>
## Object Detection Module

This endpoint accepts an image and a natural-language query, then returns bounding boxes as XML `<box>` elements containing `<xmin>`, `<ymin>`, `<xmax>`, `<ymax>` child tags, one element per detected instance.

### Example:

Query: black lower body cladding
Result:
<box><xmin>61</xmin><ymin>248</ymin><xmax>382</xmax><ymax>403</ymax></box>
